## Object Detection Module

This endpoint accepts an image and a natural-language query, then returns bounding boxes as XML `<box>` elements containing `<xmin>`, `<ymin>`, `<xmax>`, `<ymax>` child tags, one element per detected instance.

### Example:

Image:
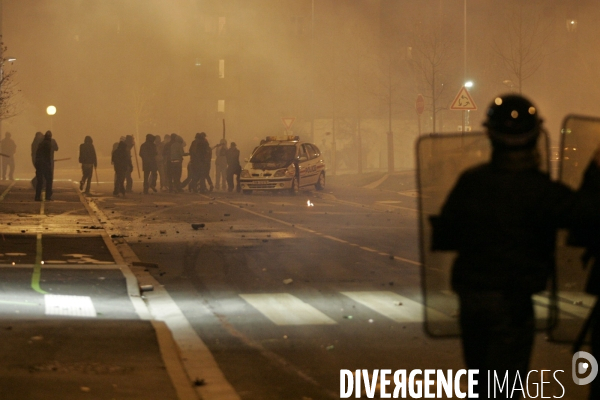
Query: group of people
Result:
<box><xmin>77</xmin><ymin>132</ymin><xmax>242</xmax><ymax>198</ymax></box>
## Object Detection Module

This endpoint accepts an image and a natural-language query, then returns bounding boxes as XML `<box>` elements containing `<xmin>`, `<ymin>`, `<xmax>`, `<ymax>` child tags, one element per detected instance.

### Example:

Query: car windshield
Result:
<box><xmin>250</xmin><ymin>145</ymin><xmax>296</xmax><ymax>163</ymax></box>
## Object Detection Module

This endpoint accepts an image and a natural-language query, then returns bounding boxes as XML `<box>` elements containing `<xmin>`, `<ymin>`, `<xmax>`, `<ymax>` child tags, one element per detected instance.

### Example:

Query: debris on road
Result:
<box><xmin>139</xmin><ymin>285</ymin><xmax>154</xmax><ymax>292</ymax></box>
<box><xmin>343</xmin><ymin>315</ymin><xmax>353</xmax><ymax>320</ymax></box>
<box><xmin>193</xmin><ymin>378</ymin><xmax>205</xmax><ymax>386</ymax></box>
<box><xmin>283</xmin><ymin>278</ymin><xmax>293</xmax><ymax>285</ymax></box>
<box><xmin>132</xmin><ymin>261</ymin><xmax>159</xmax><ymax>268</ymax></box>
<box><xmin>191</xmin><ymin>223</ymin><xmax>205</xmax><ymax>230</ymax></box>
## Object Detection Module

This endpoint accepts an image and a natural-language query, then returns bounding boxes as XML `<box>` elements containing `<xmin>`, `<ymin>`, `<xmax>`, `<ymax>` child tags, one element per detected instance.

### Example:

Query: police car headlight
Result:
<box><xmin>241</xmin><ymin>170</ymin><xmax>250</xmax><ymax>178</ymax></box>
<box><xmin>273</xmin><ymin>169</ymin><xmax>287</xmax><ymax>177</ymax></box>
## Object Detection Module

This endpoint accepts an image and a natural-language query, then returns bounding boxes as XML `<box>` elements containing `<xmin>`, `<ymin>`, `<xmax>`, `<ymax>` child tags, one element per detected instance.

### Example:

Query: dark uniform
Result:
<box><xmin>78</xmin><ymin>136</ymin><xmax>97</xmax><ymax>194</ymax></box>
<box><xmin>215</xmin><ymin>139</ymin><xmax>228</xmax><ymax>190</ymax></box>
<box><xmin>168</xmin><ymin>134</ymin><xmax>185</xmax><ymax>193</ymax></box>
<box><xmin>139</xmin><ymin>133</ymin><xmax>158</xmax><ymax>194</ymax></box>
<box><xmin>182</xmin><ymin>133</ymin><xmax>202</xmax><ymax>192</ymax></box>
<box><xmin>125</xmin><ymin>135</ymin><xmax>135</xmax><ymax>192</ymax></box>
<box><xmin>226</xmin><ymin>142</ymin><xmax>241</xmax><ymax>193</ymax></box>
<box><xmin>34</xmin><ymin>131</ymin><xmax>58</xmax><ymax>201</ymax></box>
<box><xmin>30</xmin><ymin>132</ymin><xmax>44</xmax><ymax>188</ymax></box>
<box><xmin>431</xmin><ymin>94</ymin><xmax>600</xmax><ymax>398</ymax></box>
<box><xmin>112</xmin><ymin>141</ymin><xmax>131</xmax><ymax>197</ymax></box>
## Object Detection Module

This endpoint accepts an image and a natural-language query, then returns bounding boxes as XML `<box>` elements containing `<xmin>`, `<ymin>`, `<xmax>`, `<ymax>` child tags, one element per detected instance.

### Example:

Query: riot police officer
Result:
<box><xmin>431</xmin><ymin>94</ymin><xmax>600</xmax><ymax>397</ymax></box>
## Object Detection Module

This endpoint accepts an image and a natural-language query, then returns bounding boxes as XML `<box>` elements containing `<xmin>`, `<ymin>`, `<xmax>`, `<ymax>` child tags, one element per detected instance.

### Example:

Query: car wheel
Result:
<box><xmin>242</xmin><ymin>190</ymin><xmax>253</xmax><ymax>195</ymax></box>
<box><xmin>289</xmin><ymin>176</ymin><xmax>299</xmax><ymax>195</ymax></box>
<box><xmin>315</xmin><ymin>172</ymin><xmax>325</xmax><ymax>191</ymax></box>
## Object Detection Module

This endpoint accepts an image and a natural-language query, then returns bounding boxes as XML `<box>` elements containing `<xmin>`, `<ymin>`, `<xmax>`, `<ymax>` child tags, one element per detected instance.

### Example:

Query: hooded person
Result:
<box><xmin>34</xmin><ymin>131</ymin><xmax>58</xmax><ymax>201</ymax></box>
<box><xmin>154</xmin><ymin>135</ymin><xmax>166</xmax><ymax>191</ymax></box>
<box><xmin>78</xmin><ymin>135</ymin><xmax>97</xmax><ymax>194</ymax></box>
<box><xmin>215</xmin><ymin>138</ymin><xmax>228</xmax><ymax>190</ymax></box>
<box><xmin>162</xmin><ymin>134</ymin><xmax>173</xmax><ymax>191</ymax></box>
<box><xmin>124</xmin><ymin>135</ymin><xmax>135</xmax><ymax>192</ymax></box>
<box><xmin>226</xmin><ymin>141</ymin><xmax>241</xmax><ymax>193</ymax></box>
<box><xmin>139</xmin><ymin>133</ymin><xmax>158</xmax><ymax>194</ymax></box>
<box><xmin>430</xmin><ymin>94</ymin><xmax>600</xmax><ymax>397</ymax></box>
<box><xmin>168</xmin><ymin>134</ymin><xmax>185</xmax><ymax>193</ymax></box>
<box><xmin>30</xmin><ymin>131</ymin><xmax>45</xmax><ymax>189</ymax></box>
<box><xmin>112</xmin><ymin>140</ymin><xmax>131</xmax><ymax>197</ymax></box>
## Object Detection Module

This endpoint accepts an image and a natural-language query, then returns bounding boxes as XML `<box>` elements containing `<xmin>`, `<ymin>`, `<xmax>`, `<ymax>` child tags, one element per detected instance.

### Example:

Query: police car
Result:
<box><xmin>240</xmin><ymin>136</ymin><xmax>326</xmax><ymax>194</ymax></box>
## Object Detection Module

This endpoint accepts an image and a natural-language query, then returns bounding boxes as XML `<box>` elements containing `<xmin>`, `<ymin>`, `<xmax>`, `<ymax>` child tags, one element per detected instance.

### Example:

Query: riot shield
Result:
<box><xmin>417</xmin><ymin>131</ymin><xmax>550</xmax><ymax>337</ymax></box>
<box><xmin>550</xmin><ymin>115</ymin><xmax>600</xmax><ymax>343</ymax></box>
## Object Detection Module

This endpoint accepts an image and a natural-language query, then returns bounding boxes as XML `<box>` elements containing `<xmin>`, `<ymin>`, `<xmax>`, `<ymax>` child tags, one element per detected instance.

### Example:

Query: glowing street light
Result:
<box><xmin>46</xmin><ymin>105</ymin><xmax>56</xmax><ymax>131</ymax></box>
<box><xmin>464</xmin><ymin>81</ymin><xmax>474</xmax><ymax>88</ymax></box>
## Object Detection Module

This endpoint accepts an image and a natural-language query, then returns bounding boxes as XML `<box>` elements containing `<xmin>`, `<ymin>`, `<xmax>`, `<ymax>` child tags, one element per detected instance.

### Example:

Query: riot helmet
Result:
<box><xmin>484</xmin><ymin>94</ymin><xmax>542</xmax><ymax>147</ymax></box>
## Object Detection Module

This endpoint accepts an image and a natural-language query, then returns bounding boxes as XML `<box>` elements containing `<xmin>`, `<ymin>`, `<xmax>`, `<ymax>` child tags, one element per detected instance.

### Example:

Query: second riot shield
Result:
<box><xmin>551</xmin><ymin>115</ymin><xmax>600</xmax><ymax>343</ymax></box>
<box><xmin>417</xmin><ymin>131</ymin><xmax>550</xmax><ymax>337</ymax></box>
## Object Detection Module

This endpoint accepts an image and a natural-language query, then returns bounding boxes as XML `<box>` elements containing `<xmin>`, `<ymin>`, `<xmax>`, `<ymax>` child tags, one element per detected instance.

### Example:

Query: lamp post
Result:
<box><xmin>46</xmin><ymin>105</ymin><xmax>56</xmax><ymax>131</ymax></box>
<box><xmin>464</xmin><ymin>81</ymin><xmax>473</xmax><ymax>130</ymax></box>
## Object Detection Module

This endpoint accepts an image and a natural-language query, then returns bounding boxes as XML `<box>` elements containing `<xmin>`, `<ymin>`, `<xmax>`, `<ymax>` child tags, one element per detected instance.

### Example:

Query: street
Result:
<box><xmin>0</xmin><ymin>173</ymin><xmax>591</xmax><ymax>399</ymax></box>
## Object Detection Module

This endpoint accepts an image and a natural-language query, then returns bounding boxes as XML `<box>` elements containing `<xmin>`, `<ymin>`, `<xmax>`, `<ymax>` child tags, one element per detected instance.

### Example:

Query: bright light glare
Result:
<box><xmin>465</xmin><ymin>81</ymin><xmax>474</xmax><ymax>88</ymax></box>
<box><xmin>307</xmin><ymin>200</ymin><xmax>314</xmax><ymax>207</ymax></box>
<box><xmin>46</xmin><ymin>105</ymin><xmax>56</xmax><ymax>115</ymax></box>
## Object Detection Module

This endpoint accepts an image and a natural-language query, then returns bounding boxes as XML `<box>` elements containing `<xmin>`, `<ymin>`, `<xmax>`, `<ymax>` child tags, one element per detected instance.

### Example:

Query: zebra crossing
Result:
<box><xmin>236</xmin><ymin>291</ymin><xmax>594</xmax><ymax>327</ymax></box>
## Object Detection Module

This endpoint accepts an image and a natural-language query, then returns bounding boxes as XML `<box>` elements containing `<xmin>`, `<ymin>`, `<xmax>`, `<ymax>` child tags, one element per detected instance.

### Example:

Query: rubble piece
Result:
<box><xmin>193</xmin><ymin>378</ymin><xmax>205</xmax><ymax>386</ymax></box>
<box><xmin>132</xmin><ymin>261</ymin><xmax>159</xmax><ymax>268</ymax></box>
<box><xmin>191</xmin><ymin>223</ymin><xmax>205</xmax><ymax>230</ymax></box>
<box><xmin>283</xmin><ymin>278</ymin><xmax>293</xmax><ymax>285</ymax></box>
<box><xmin>139</xmin><ymin>285</ymin><xmax>154</xmax><ymax>292</ymax></box>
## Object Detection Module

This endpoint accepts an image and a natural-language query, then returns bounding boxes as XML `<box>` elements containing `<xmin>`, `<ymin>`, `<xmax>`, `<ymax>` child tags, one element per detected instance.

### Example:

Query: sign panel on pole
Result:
<box><xmin>281</xmin><ymin>117</ymin><xmax>296</xmax><ymax>131</ymax></box>
<box><xmin>450</xmin><ymin>87</ymin><xmax>477</xmax><ymax>111</ymax></box>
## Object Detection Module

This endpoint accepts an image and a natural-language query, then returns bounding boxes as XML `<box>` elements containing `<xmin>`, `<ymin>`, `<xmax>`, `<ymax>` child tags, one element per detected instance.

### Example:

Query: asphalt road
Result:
<box><xmin>85</xmin><ymin>173</ymin><xmax>588</xmax><ymax>400</ymax></box>
<box><xmin>0</xmin><ymin>173</ymin><xmax>593</xmax><ymax>399</ymax></box>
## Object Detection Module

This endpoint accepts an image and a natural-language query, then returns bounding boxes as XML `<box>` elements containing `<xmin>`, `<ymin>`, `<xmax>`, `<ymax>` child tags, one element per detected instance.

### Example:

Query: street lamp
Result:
<box><xmin>46</xmin><ymin>105</ymin><xmax>56</xmax><ymax>131</ymax></box>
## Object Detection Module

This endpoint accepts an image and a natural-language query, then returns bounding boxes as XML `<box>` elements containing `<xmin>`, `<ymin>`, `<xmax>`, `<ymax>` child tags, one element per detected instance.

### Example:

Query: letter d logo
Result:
<box><xmin>573</xmin><ymin>351</ymin><xmax>598</xmax><ymax>385</ymax></box>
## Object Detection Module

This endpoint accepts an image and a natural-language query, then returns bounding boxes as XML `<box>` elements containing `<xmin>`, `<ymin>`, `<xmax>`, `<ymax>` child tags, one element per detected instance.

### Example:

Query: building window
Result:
<box><xmin>218</xmin><ymin>17</ymin><xmax>227</xmax><ymax>35</ymax></box>
<box><xmin>219</xmin><ymin>60</ymin><xmax>225</xmax><ymax>78</ymax></box>
<box><xmin>218</xmin><ymin>100</ymin><xmax>225</xmax><ymax>113</ymax></box>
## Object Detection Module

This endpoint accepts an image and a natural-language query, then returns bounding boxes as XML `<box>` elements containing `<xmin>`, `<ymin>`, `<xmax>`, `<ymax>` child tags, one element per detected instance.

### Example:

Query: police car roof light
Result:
<box><xmin>265</xmin><ymin>135</ymin><xmax>300</xmax><ymax>142</ymax></box>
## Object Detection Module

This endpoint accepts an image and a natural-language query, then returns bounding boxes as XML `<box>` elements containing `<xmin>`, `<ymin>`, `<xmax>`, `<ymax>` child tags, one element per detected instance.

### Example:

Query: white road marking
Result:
<box><xmin>533</xmin><ymin>292</ymin><xmax>590</xmax><ymax>319</ymax></box>
<box><xmin>44</xmin><ymin>294</ymin><xmax>97</xmax><ymax>317</ymax></box>
<box><xmin>341</xmin><ymin>291</ymin><xmax>453</xmax><ymax>323</ymax></box>
<box><xmin>240</xmin><ymin>293</ymin><xmax>337</xmax><ymax>326</ymax></box>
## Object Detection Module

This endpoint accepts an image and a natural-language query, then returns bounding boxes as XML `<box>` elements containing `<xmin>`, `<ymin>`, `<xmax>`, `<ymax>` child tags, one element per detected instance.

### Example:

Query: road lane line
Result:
<box><xmin>0</xmin><ymin>181</ymin><xmax>15</xmax><ymax>201</ymax></box>
<box><xmin>44</xmin><ymin>294</ymin><xmax>97</xmax><ymax>317</ymax></box>
<box><xmin>215</xmin><ymin>199</ymin><xmax>422</xmax><ymax>267</ymax></box>
<box><xmin>239</xmin><ymin>293</ymin><xmax>337</xmax><ymax>326</ymax></box>
<box><xmin>341</xmin><ymin>291</ymin><xmax>453</xmax><ymax>323</ymax></box>
<box><xmin>31</xmin><ymin>233</ymin><xmax>47</xmax><ymax>295</ymax></box>
<box><xmin>533</xmin><ymin>293</ymin><xmax>590</xmax><ymax>319</ymax></box>
<box><xmin>80</xmin><ymin>187</ymin><xmax>223</xmax><ymax>400</ymax></box>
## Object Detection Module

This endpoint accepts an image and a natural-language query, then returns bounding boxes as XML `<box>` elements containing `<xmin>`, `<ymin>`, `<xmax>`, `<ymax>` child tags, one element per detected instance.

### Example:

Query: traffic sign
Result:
<box><xmin>281</xmin><ymin>117</ymin><xmax>296</xmax><ymax>130</ymax></box>
<box><xmin>416</xmin><ymin>94</ymin><xmax>425</xmax><ymax>115</ymax></box>
<box><xmin>450</xmin><ymin>87</ymin><xmax>477</xmax><ymax>110</ymax></box>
